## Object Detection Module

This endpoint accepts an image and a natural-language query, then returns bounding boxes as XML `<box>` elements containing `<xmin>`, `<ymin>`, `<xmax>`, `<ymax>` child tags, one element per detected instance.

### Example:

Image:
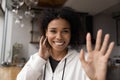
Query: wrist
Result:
<box><xmin>91</xmin><ymin>75</ymin><xmax>106</xmax><ymax>80</ymax></box>
<box><xmin>90</xmin><ymin>73</ymin><xmax>106</xmax><ymax>80</ymax></box>
<box><xmin>38</xmin><ymin>53</ymin><xmax>48</xmax><ymax>60</ymax></box>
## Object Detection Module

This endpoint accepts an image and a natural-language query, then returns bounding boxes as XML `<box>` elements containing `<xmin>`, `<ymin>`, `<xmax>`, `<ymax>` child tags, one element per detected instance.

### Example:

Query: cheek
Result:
<box><xmin>47</xmin><ymin>35</ymin><xmax>54</xmax><ymax>42</ymax></box>
<box><xmin>64</xmin><ymin>34</ymin><xmax>71</xmax><ymax>43</ymax></box>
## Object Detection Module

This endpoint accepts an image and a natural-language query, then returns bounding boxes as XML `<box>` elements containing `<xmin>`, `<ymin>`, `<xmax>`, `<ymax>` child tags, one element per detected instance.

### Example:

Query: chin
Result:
<box><xmin>53</xmin><ymin>47</ymin><xmax>67</xmax><ymax>52</ymax></box>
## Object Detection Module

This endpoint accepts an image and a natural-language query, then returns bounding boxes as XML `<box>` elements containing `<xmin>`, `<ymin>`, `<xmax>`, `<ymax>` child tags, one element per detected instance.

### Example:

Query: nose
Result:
<box><xmin>56</xmin><ymin>32</ymin><xmax>62</xmax><ymax>40</ymax></box>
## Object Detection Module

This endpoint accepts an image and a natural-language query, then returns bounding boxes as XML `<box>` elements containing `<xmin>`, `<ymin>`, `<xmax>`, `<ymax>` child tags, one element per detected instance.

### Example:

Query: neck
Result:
<box><xmin>51</xmin><ymin>49</ymin><xmax>68</xmax><ymax>61</ymax></box>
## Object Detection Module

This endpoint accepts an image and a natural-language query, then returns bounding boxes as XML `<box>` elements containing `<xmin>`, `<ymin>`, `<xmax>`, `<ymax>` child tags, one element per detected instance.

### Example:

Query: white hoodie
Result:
<box><xmin>17</xmin><ymin>49</ymin><xmax>90</xmax><ymax>80</ymax></box>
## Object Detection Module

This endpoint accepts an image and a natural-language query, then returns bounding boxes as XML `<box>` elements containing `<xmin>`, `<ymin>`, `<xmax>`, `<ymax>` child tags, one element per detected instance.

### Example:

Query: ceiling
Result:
<box><xmin>64</xmin><ymin>0</ymin><xmax>120</xmax><ymax>15</ymax></box>
<box><xmin>2</xmin><ymin>0</ymin><xmax>120</xmax><ymax>16</ymax></box>
<box><xmin>32</xmin><ymin>0</ymin><xmax>120</xmax><ymax>16</ymax></box>
<box><xmin>102</xmin><ymin>2</ymin><xmax>120</xmax><ymax>15</ymax></box>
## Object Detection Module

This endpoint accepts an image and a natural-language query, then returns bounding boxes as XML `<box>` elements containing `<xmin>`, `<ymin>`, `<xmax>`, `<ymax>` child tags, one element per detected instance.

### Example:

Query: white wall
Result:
<box><xmin>93</xmin><ymin>13</ymin><xmax>120</xmax><ymax>57</ymax></box>
<box><xmin>11</xmin><ymin>13</ymin><xmax>39</xmax><ymax>60</ymax></box>
<box><xmin>11</xmin><ymin>15</ymin><xmax>31</xmax><ymax>59</ymax></box>
<box><xmin>0</xmin><ymin>9</ymin><xmax>39</xmax><ymax>61</ymax></box>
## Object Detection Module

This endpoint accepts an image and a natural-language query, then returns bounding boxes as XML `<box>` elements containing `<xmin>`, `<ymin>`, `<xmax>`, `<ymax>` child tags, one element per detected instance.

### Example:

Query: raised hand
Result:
<box><xmin>38</xmin><ymin>36</ymin><xmax>51</xmax><ymax>60</ymax></box>
<box><xmin>80</xmin><ymin>29</ymin><xmax>114</xmax><ymax>80</ymax></box>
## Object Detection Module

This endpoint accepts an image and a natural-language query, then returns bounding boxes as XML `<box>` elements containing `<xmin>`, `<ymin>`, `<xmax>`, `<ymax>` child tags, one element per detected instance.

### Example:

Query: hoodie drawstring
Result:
<box><xmin>43</xmin><ymin>58</ymin><xmax>67</xmax><ymax>80</ymax></box>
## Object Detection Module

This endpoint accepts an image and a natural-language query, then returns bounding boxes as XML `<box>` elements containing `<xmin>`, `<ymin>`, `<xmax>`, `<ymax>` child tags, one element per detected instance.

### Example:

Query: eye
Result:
<box><xmin>50</xmin><ymin>30</ymin><xmax>56</xmax><ymax>33</ymax></box>
<box><xmin>62</xmin><ymin>29</ymin><xmax>70</xmax><ymax>33</ymax></box>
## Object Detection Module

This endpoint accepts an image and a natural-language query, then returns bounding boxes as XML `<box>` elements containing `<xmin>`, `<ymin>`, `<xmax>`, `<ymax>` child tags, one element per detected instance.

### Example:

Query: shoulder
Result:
<box><xmin>68</xmin><ymin>49</ymin><xmax>88</xmax><ymax>57</ymax></box>
<box><xmin>29</xmin><ymin>52</ymin><xmax>39</xmax><ymax>59</ymax></box>
<box><xmin>68</xmin><ymin>49</ymin><xmax>79</xmax><ymax>57</ymax></box>
<box><xmin>65</xmin><ymin>49</ymin><xmax>80</xmax><ymax>64</ymax></box>
<box><xmin>28</xmin><ymin>52</ymin><xmax>46</xmax><ymax>62</ymax></box>
<box><xmin>67</xmin><ymin>49</ymin><xmax>88</xmax><ymax>62</ymax></box>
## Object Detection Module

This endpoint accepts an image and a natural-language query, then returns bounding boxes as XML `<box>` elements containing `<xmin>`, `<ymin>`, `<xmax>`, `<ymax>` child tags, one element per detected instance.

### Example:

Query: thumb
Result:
<box><xmin>80</xmin><ymin>49</ymin><xmax>86</xmax><ymax>66</ymax></box>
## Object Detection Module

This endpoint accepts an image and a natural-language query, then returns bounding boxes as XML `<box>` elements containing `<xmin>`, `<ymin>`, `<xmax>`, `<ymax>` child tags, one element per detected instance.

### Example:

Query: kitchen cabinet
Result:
<box><xmin>30</xmin><ymin>17</ymin><xmax>41</xmax><ymax>44</ymax></box>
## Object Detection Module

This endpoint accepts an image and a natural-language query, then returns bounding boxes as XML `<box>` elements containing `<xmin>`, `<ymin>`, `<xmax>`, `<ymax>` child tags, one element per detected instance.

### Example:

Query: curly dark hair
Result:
<box><xmin>39</xmin><ymin>7</ymin><xmax>85</xmax><ymax>49</ymax></box>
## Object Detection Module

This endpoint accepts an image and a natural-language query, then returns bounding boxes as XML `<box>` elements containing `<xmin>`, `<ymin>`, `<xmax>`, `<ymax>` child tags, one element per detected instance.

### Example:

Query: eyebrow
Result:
<box><xmin>48</xmin><ymin>28</ymin><xmax>70</xmax><ymax>29</ymax></box>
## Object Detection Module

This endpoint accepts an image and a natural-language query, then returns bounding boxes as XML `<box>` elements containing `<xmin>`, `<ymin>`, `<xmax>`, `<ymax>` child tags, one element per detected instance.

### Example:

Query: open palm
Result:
<box><xmin>80</xmin><ymin>29</ymin><xmax>114</xmax><ymax>80</ymax></box>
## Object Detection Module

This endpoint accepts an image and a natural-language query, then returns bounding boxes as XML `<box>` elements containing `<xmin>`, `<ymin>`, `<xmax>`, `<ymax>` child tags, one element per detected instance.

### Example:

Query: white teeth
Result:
<box><xmin>55</xmin><ymin>42</ymin><xmax>64</xmax><ymax>46</ymax></box>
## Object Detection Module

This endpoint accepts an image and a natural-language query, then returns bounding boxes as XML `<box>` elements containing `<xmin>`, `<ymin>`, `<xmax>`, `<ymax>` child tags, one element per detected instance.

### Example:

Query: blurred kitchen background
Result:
<box><xmin>0</xmin><ymin>0</ymin><xmax>120</xmax><ymax>80</ymax></box>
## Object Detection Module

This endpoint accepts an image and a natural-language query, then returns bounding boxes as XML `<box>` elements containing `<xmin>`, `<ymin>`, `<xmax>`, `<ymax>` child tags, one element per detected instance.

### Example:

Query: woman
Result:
<box><xmin>17</xmin><ymin>7</ymin><xmax>114</xmax><ymax>80</ymax></box>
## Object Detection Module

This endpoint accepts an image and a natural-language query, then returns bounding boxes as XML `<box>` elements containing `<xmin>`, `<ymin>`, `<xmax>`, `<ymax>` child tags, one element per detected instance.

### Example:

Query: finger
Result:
<box><xmin>104</xmin><ymin>42</ymin><xmax>114</xmax><ymax>59</ymax></box>
<box><xmin>43</xmin><ymin>37</ymin><xmax>47</xmax><ymax>46</ymax></box>
<box><xmin>100</xmin><ymin>34</ymin><xmax>110</xmax><ymax>55</ymax></box>
<box><xmin>39</xmin><ymin>36</ymin><xmax>44</xmax><ymax>53</ymax></box>
<box><xmin>86</xmin><ymin>33</ymin><xmax>92</xmax><ymax>52</ymax></box>
<box><xmin>80</xmin><ymin>49</ymin><xmax>86</xmax><ymax>66</ymax></box>
<box><xmin>48</xmin><ymin>48</ymin><xmax>52</xmax><ymax>56</ymax></box>
<box><xmin>95</xmin><ymin>29</ymin><xmax>102</xmax><ymax>51</ymax></box>
<box><xmin>39</xmin><ymin>36</ymin><xmax>44</xmax><ymax>46</ymax></box>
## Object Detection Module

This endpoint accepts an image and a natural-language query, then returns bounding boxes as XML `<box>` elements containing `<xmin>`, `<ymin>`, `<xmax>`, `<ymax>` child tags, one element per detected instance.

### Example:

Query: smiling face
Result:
<box><xmin>46</xmin><ymin>18</ymin><xmax>71</xmax><ymax>52</ymax></box>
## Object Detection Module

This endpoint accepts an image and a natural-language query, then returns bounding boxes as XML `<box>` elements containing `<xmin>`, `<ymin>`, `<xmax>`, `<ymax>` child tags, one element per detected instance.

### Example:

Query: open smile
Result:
<box><xmin>54</xmin><ymin>41</ymin><xmax>65</xmax><ymax>46</ymax></box>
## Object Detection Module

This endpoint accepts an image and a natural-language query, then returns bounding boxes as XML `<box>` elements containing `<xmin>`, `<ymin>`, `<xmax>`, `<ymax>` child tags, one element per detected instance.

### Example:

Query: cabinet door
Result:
<box><xmin>30</xmin><ymin>18</ymin><xmax>40</xmax><ymax>44</ymax></box>
<box><xmin>107</xmin><ymin>66</ymin><xmax>120</xmax><ymax>80</ymax></box>
<box><xmin>116</xmin><ymin>19</ymin><xmax>120</xmax><ymax>45</ymax></box>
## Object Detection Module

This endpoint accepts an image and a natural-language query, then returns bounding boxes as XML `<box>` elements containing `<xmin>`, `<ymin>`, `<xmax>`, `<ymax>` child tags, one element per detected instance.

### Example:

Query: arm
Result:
<box><xmin>16</xmin><ymin>54</ymin><xmax>46</xmax><ymax>80</ymax></box>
